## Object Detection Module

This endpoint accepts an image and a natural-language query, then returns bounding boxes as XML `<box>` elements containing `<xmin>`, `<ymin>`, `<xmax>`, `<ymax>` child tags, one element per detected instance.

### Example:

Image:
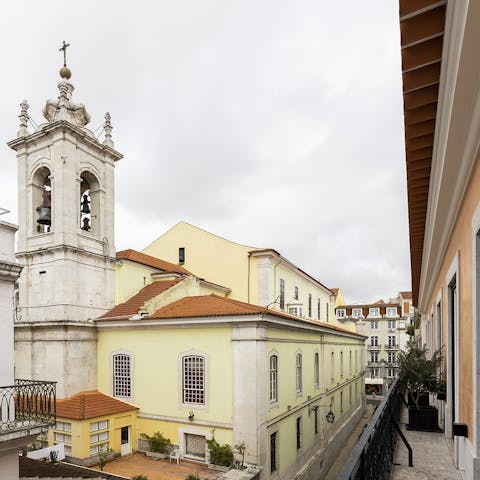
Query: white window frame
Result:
<box><xmin>178</xmin><ymin>349</ymin><xmax>209</xmax><ymax>410</ymax></box>
<box><xmin>386</xmin><ymin>307</ymin><xmax>398</xmax><ymax>317</ymax></box>
<box><xmin>368</xmin><ymin>307</ymin><xmax>380</xmax><ymax>318</ymax></box>
<box><xmin>314</xmin><ymin>351</ymin><xmax>319</xmax><ymax>388</ymax></box>
<box><xmin>336</xmin><ymin>308</ymin><xmax>346</xmax><ymax>318</ymax></box>
<box><xmin>352</xmin><ymin>308</ymin><xmax>363</xmax><ymax>318</ymax></box>
<box><xmin>111</xmin><ymin>349</ymin><xmax>134</xmax><ymax>400</ymax></box>
<box><xmin>370</xmin><ymin>351</ymin><xmax>378</xmax><ymax>363</ymax></box>
<box><xmin>388</xmin><ymin>319</ymin><xmax>396</xmax><ymax>330</ymax></box>
<box><xmin>371</xmin><ymin>320</ymin><xmax>379</xmax><ymax>329</ymax></box>
<box><xmin>269</xmin><ymin>353</ymin><xmax>278</xmax><ymax>404</ymax></box>
<box><xmin>295</xmin><ymin>352</ymin><xmax>303</xmax><ymax>394</ymax></box>
<box><xmin>387</xmin><ymin>335</ymin><xmax>396</xmax><ymax>348</ymax></box>
<box><xmin>370</xmin><ymin>336</ymin><xmax>378</xmax><ymax>347</ymax></box>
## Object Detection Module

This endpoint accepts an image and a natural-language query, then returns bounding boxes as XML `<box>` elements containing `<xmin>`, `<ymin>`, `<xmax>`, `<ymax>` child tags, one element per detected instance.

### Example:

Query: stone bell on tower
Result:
<box><xmin>8</xmin><ymin>42</ymin><xmax>123</xmax><ymax>398</ymax></box>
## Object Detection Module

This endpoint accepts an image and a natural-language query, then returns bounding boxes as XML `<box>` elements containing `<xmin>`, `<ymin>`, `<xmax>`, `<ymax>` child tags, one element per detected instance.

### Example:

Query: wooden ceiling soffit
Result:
<box><xmin>400</xmin><ymin>0</ymin><xmax>446</xmax><ymax>305</ymax></box>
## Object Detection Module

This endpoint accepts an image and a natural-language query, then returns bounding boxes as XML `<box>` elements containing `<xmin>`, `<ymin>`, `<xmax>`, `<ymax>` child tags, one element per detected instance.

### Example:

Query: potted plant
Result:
<box><xmin>398</xmin><ymin>344</ymin><xmax>444</xmax><ymax>431</ymax></box>
<box><xmin>206</xmin><ymin>437</ymin><xmax>233</xmax><ymax>471</ymax></box>
<box><xmin>141</xmin><ymin>431</ymin><xmax>173</xmax><ymax>458</ymax></box>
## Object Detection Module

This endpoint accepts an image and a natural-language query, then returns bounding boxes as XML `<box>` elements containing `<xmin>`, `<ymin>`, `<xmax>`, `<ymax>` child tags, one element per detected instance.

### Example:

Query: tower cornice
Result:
<box><xmin>7</xmin><ymin>120</ymin><xmax>123</xmax><ymax>161</ymax></box>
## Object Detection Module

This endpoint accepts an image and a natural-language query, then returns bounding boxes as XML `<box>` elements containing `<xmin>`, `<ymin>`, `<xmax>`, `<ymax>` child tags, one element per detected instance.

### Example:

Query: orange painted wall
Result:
<box><xmin>424</xmin><ymin>155</ymin><xmax>480</xmax><ymax>441</ymax></box>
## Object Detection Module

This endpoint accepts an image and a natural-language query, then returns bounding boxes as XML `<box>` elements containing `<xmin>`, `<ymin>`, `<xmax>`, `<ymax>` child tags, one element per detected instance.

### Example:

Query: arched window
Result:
<box><xmin>269</xmin><ymin>355</ymin><xmax>278</xmax><ymax>403</ymax></box>
<box><xmin>182</xmin><ymin>355</ymin><xmax>205</xmax><ymax>405</ymax></box>
<box><xmin>80</xmin><ymin>171</ymin><xmax>100</xmax><ymax>236</ymax></box>
<box><xmin>32</xmin><ymin>166</ymin><xmax>52</xmax><ymax>234</ymax></box>
<box><xmin>113</xmin><ymin>353</ymin><xmax>132</xmax><ymax>398</ymax></box>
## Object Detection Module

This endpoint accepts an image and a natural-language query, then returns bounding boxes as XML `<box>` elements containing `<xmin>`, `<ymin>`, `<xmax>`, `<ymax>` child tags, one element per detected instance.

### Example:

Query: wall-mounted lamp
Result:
<box><xmin>309</xmin><ymin>405</ymin><xmax>318</xmax><ymax>416</ymax></box>
<box><xmin>188</xmin><ymin>410</ymin><xmax>194</xmax><ymax>422</ymax></box>
<box><xmin>325</xmin><ymin>408</ymin><xmax>335</xmax><ymax>424</ymax></box>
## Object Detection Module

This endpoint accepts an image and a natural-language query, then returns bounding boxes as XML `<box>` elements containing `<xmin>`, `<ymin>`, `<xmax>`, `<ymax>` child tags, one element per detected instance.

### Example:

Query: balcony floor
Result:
<box><xmin>391</xmin><ymin>407</ymin><xmax>461</xmax><ymax>480</ymax></box>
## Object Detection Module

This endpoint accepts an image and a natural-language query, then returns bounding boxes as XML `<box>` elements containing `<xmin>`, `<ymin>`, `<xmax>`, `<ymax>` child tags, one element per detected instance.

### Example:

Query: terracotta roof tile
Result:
<box><xmin>56</xmin><ymin>391</ymin><xmax>138</xmax><ymax>420</ymax></box>
<box><xmin>140</xmin><ymin>294</ymin><xmax>365</xmax><ymax>338</ymax></box>
<box><xmin>100</xmin><ymin>279</ymin><xmax>184</xmax><ymax>318</ymax></box>
<box><xmin>117</xmin><ymin>249</ymin><xmax>191</xmax><ymax>275</ymax></box>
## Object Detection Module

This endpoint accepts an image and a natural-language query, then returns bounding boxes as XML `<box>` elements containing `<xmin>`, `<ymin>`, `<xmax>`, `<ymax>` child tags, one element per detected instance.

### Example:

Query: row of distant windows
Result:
<box><xmin>53</xmin><ymin>420</ymin><xmax>109</xmax><ymax>457</ymax></box>
<box><xmin>370</xmin><ymin>351</ymin><xmax>397</xmax><ymax>363</ymax></box>
<box><xmin>270</xmin><ymin>381</ymin><xmax>360</xmax><ymax>473</ymax></box>
<box><xmin>369</xmin><ymin>336</ymin><xmax>397</xmax><ymax>347</ymax></box>
<box><xmin>269</xmin><ymin>349</ymin><xmax>359</xmax><ymax>403</ymax></box>
<box><xmin>370</xmin><ymin>368</ymin><xmax>396</xmax><ymax>379</ymax></box>
<box><xmin>279</xmin><ymin>279</ymin><xmax>329</xmax><ymax>321</ymax></box>
<box><xmin>336</xmin><ymin>307</ymin><xmax>398</xmax><ymax>318</ymax></box>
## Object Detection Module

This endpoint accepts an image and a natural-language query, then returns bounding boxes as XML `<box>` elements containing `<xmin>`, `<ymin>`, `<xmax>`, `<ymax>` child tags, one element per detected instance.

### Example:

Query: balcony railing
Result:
<box><xmin>337</xmin><ymin>377</ymin><xmax>408</xmax><ymax>479</ymax></box>
<box><xmin>367</xmin><ymin>344</ymin><xmax>381</xmax><ymax>350</ymax></box>
<box><xmin>0</xmin><ymin>379</ymin><xmax>56</xmax><ymax>434</ymax></box>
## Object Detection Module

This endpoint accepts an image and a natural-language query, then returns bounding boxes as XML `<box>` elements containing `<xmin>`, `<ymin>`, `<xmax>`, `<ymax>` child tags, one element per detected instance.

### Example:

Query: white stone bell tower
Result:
<box><xmin>8</xmin><ymin>44</ymin><xmax>122</xmax><ymax>398</ymax></box>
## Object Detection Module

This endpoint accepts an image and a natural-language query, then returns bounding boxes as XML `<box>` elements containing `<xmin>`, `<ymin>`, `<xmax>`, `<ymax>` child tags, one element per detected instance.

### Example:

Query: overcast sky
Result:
<box><xmin>0</xmin><ymin>1</ymin><xmax>409</xmax><ymax>304</ymax></box>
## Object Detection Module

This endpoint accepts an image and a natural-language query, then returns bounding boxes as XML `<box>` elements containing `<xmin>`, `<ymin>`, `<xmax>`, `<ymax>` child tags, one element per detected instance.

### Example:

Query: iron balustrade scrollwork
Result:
<box><xmin>0</xmin><ymin>379</ymin><xmax>56</xmax><ymax>434</ymax></box>
<box><xmin>337</xmin><ymin>377</ymin><xmax>405</xmax><ymax>480</ymax></box>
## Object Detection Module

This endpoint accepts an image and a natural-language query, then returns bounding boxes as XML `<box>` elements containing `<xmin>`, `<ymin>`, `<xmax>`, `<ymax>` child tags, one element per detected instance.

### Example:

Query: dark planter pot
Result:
<box><xmin>408</xmin><ymin>405</ymin><xmax>441</xmax><ymax>432</ymax></box>
<box><xmin>437</xmin><ymin>392</ymin><xmax>446</xmax><ymax>401</ymax></box>
<box><xmin>407</xmin><ymin>392</ymin><xmax>429</xmax><ymax>407</ymax></box>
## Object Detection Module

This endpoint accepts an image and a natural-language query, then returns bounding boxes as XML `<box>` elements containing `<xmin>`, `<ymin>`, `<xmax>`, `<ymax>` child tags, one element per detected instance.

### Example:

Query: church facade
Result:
<box><xmin>10</xmin><ymin>57</ymin><xmax>366</xmax><ymax>479</ymax></box>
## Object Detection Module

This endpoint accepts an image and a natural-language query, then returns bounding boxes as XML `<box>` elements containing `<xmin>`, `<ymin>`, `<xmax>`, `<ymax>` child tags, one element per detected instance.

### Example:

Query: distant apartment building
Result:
<box><xmin>335</xmin><ymin>292</ymin><xmax>413</xmax><ymax>396</ymax></box>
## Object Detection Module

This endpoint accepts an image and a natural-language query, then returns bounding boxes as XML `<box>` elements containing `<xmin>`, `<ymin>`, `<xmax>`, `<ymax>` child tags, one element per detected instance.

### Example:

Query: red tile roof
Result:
<box><xmin>100</xmin><ymin>278</ymin><xmax>184</xmax><ymax>319</ymax></box>
<box><xmin>399</xmin><ymin>291</ymin><xmax>412</xmax><ymax>298</ymax></box>
<box><xmin>117</xmin><ymin>249</ymin><xmax>191</xmax><ymax>275</ymax></box>
<box><xmin>136</xmin><ymin>294</ymin><xmax>365</xmax><ymax>338</ymax></box>
<box><xmin>56</xmin><ymin>391</ymin><xmax>137</xmax><ymax>420</ymax></box>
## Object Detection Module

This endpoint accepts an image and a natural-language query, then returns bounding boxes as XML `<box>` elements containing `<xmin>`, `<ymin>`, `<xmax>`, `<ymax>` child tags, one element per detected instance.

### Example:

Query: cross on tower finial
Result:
<box><xmin>59</xmin><ymin>41</ymin><xmax>70</xmax><ymax>67</ymax></box>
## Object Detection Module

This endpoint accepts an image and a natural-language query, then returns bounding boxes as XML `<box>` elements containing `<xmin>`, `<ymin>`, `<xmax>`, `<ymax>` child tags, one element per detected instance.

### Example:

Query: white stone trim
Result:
<box><xmin>177</xmin><ymin>349</ymin><xmax>209</xmax><ymax>411</ymax></box>
<box><xmin>178</xmin><ymin>426</ymin><xmax>212</xmax><ymax>461</ymax></box>
<box><xmin>109</xmin><ymin>349</ymin><xmax>135</xmax><ymax>403</ymax></box>
<box><xmin>444</xmin><ymin>252</ymin><xmax>459</xmax><ymax>450</ymax></box>
<box><xmin>472</xmin><ymin>201</ymin><xmax>480</xmax><ymax>459</ymax></box>
<box><xmin>268</xmin><ymin>349</ymin><xmax>280</xmax><ymax>407</ymax></box>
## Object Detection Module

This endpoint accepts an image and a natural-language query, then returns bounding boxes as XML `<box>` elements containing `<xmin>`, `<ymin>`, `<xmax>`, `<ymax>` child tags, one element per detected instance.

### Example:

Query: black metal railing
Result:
<box><xmin>337</xmin><ymin>377</ymin><xmax>407</xmax><ymax>480</ymax></box>
<box><xmin>0</xmin><ymin>379</ymin><xmax>56</xmax><ymax>434</ymax></box>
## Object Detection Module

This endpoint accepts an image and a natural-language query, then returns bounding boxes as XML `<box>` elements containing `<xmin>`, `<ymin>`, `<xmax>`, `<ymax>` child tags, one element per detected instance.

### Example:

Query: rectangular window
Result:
<box><xmin>308</xmin><ymin>294</ymin><xmax>312</xmax><ymax>317</ymax></box>
<box><xmin>388</xmin><ymin>352</ymin><xmax>396</xmax><ymax>363</ymax></box>
<box><xmin>90</xmin><ymin>431</ymin><xmax>109</xmax><ymax>443</ymax></box>
<box><xmin>54</xmin><ymin>432</ymin><xmax>71</xmax><ymax>444</ymax></box>
<box><xmin>370</xmin><ymin>351</ymin><xmax>378</xmax><ymax>363</ymax></box>
<box><xmin>330</xmin><ymin>351</ymin><xmax>335</xmax><ymax>383</ymax></box>
<box><xmin>388</xmin><ymin>319</ymin><xmax>396</xmax><ymax>330</ymax></box>
<box><xmin>113</xmin><ymin>354</ymin><xmax>132</xmax><ymax>398</ymax></box>
<box><xmin>349</xmin><ymin>351</ymin><xmax>352</xmax><ymax>375</ymax></box>
<box><xmin>371</xmin><ymin>368</ymin><xmax>378</xmax><ymax>378</ymax></box>
<box><xmin>55</xmin><ymin>421</ymin><xmax>71</xmax><ymax>432</ymax></box>
<box><xmin>314</xmin><ymin>352</ymin><xmax>319</xmax><ymax>387</ymax></box>
<box><xmin>349</xmin><ymin>385</ymin><xmax>352</xmax><ymax>405</ymax></box>
<box><xmin>355</xmin><ymin>350</ymin><xmax>358</xmax><ymax>372</ymax></box>
<box><xmin>178</xmin><ymin>247</ymin><xmax>185</xmax><ymax>264</ymax></box>
<box><xmin>294</xmin><ymin>286</ymin><xmax>299</xmax><ymax>300</ymax></box>
<box><xmin>317</xmin><ymin>298</ymin><xmax>321</xmax><ymax>320</ymax></box>
<box><xmin>296</xmin><ymin>417</ymin><xmax>302</xmax><ymax>451</ymax></box>
<box><xmin>369</xmin><ymin>308</ymin><xmax>380</xmax><ymax>317</ymax></box>
<box><xmin>352</xmin><ymin>308</ymin><xmax>362</xmax><ymax>317</ymax></box>
<box><xmin>336</xmin><ymin>308</ymin><xmax>346</xmax><ymax>318</ymax></box>
<box><xmin>340</xmin><ymin>391</ymin><xmax>344</xmax><ymax>413</ymax></box>
<box><xmin>90</xmin><ymin>420</ymin><xmax>109</xmax><ymax>432</ymax></box>
<box><xmin>90</xmin><ymin>443</ymin><xmax>110</xmax><ymax>457</ymax></box>
<box><xmin>288</xmin><ymin>306</ymin><xmax>302</xmax><ymax>316</ymax></box>
<box><xmin>296</xmin><ymin>353</ymin><xmax>303</xmax><ymax>393</ymax></box>
<box><xmin>314</xmin><ymin>406</ymin><xmax>319</xmax><ymax>434</ymax></box>
<box><xmin>370</xmin><ymin>336</ymin><xmax>378</xmax><ymax>347</ymax></box>
<box><xmin>279</xmin><ymin>279</ymin><xmax>285</xmax><ymax>310</ymax></box>
<box><xmin>270</xmin><ymin>432</ymin><xmax>277</xmax><ymax>473</ymax></box>
<box><xmin>387</xmin><ymin>368</ymin><xmax>395</xmax><ymax>378</ymax></box>
<box><xmin>183</xmin><ymin>355</ymin><xmax>205</xmax><ymax>404</ymax></box>
<box><xmin>436</xmin><ymin>300</ymin><xmax>442</xmax><ymax>351</ymax></box>
<box><xmin>340</xmin><ymin>351</ymin><xmax>344</xmax><ymax>378</ymax></box>
<box><xmin>371</xmin><ymin>320</ymin><xmax>378</xmax><ymax>329</ymax></box>
<box><xmin>388</xmin><ymin>336</ymin><xmax>396</xmax><ymax>348</ymax></box>
<box><xmin>326</xmin><ymin>304</ymin><xmax>329</xmax><ymax>322</ymax></box>
<box><xmin>386</xmin><ymin>307</ymin><xmax>397</xmax><ymax>317</ymax></box>
<box><xmin>269</xmin><ymin>355</ymin><xmax>278</xmax><ymax>403</ymax></box>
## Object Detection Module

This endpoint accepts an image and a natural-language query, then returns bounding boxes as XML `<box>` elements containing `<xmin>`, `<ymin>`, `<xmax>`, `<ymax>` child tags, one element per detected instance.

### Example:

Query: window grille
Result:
<box><xmin>113</xmin><ymin>354</ymin><xmax>132</xmax><ymax>398</ymax></box>
<box><xmin>183</xmin><ymin>355</ymin><xmax>205</xmax><ymax>404</ymax></box>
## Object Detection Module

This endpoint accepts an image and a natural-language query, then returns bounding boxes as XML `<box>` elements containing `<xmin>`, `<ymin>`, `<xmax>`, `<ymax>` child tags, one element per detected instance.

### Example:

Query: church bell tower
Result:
<box><xmin>8</xmin><ymin>43</ymin><xmax>123</xmax><ymax>398</ymax></box>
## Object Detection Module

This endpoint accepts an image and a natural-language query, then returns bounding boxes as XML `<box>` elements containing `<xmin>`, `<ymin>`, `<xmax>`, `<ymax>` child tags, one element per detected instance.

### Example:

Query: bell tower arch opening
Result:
<box><xmin>80</xmin><ymin>171</ymin><xmax>100</xmax><ymax>236</ymax></box>
<box><xmin>32</xmin><ymin>166</ymin><xmax>52</xmax><ymax>234</ymax></box>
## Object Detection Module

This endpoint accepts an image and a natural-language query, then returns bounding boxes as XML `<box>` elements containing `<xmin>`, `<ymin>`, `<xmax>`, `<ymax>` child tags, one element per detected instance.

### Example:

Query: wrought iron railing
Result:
<box><xmin>337</xmin><ymin>377</ymin><xmax>409</xmax><ymax>479</ymax></box>
<box><xmin>0</xmin><ymin>379</ymin><xmax>56</xmax><ymax>434</ymax></box>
